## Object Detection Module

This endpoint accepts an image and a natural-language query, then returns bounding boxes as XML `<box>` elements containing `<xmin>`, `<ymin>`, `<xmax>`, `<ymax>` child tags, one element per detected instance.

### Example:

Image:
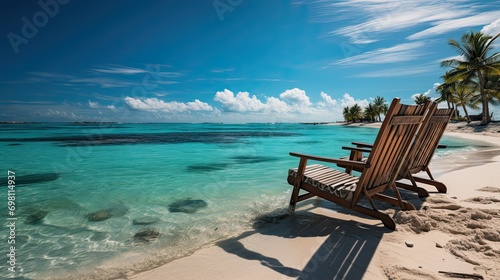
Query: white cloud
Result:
<box><xmin>317</xmin><ymin>92</ymin><xmax>337</xmax><ymax>107</ymax></box>
<box><xmin>213</xmin><ymin>88</ymin><xmax>318</xmax><ymax>116</ymax></box>
<box><xmin>212</xmin><ymin>89</ymin><xmax>375</xmax><ymax>122</ymax></box>
<box><xmin>481</xmin><ymin>19</ymin><xmax>500</xmax><ymax>48</ymax></box>
<box><xmin>214</xmin><ymin>89</ymin><xmax>267</xmax><ymax>112</ymax></box>
<box><xmin>124</xmin><ymin>97</ymin><xmax>213</xmax><ymax>113</ymax></box>
<box><xmin>481</xmin><ymin>19</ymin><xmax>500</xmax><ymax>36</ymax></box>
<box><xmin>265</xmin><ymin>97</ymin><xmax>290</xmax><ymax>113</ymax></box>
<box><xmin>340</xmin><ymin>93</ymin><xmax>370</xmax><ymax>108</ymax></box>
<box><xmin>335</xmin><ymin>42</ymin><xmax>426</xmax><ymax>65</ymax></box>
<box><xmin>279</xmin><ymin>88</ymin><xmax>311</xmax><ymax>106</ymax></box>
<box><xmin>88</xmin><ymin>101</ymin><xmax>100</xmax><ymax>109</ymax></box>
<box><xmin>88</xmin><ymin>100</ymin><xmax>116</xmax><ymax>110</ymax></box>
<box><xmin>408</xmin><ymin>11</ymin><xmax>500</xmax><ymax>40</ymax></box>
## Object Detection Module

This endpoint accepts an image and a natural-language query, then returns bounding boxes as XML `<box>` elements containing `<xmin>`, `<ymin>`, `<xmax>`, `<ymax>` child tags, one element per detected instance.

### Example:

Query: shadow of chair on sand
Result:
<box><xmin>216</xmin><ymin>197</ymin><xmax>412</xmax><ymax>279</ymax></box>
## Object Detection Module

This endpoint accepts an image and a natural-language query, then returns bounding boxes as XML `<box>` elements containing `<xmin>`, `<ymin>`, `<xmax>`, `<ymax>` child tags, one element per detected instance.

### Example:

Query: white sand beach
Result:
<box><xmin>132</xmin><ymin>122</ymin><xmax>500</xmax><ymax>280</ymax></box>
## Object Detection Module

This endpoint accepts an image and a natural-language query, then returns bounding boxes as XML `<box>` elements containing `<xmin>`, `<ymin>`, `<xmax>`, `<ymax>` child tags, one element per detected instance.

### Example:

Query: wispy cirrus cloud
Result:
<box><xmin>314</xmin><ymin>0</ymin><xmax>475</xmax><ymax>44</ymax></box>
<box><xmin>70</xmin><ymin>78</ymin><xmax>138</xmax><ymax>88</ymax></box>
<box><xmin>408</xmin><ymin>11</ymin><xmax>500</xmax><ymax>40</ymax></box>
<box><xmin>210</xmin><ymin>68</ymin><xmax>234</xmax><ymax>73</ymax></box>
<box><xmin>254</xmin><ymin>78</ymin><xmax>297</xmax><ymax>82</ymax></box>
<box><xmin>0</xmin><ymin>100</ymin><xmax>55</xmax><ymax>105</ymax></box>
<box><xmin>92</xmin><ymin>65</ymin><xmax>148</xmax><ymax>75</ymax></box>
<box><xmin>90</xmin><ymin>64</ymin><xmax>186</xmax><ymax>78</ymax></box>
<box><xmin>354</xmin><ymin>63</ymin><xmax>437</xmax><ymax>78</ymax></box>
<box><xmin>27</xmin><ymin>72</ymin><xmax>74</xmax><ymax>79</ymax></box>
<box><xmin>334</xmin><ymin>42</ymin><xmax>426</xmax><ymax>65</ymax></box>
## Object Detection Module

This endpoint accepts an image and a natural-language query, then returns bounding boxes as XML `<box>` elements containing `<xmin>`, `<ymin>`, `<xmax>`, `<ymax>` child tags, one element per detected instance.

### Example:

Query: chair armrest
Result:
<box><xmin>351</xmin><ymin>141</ymin><xmax>373</xmax><ymax>148</ymax></box>
<box><xmin>289</xmin><ymin>152</ymin><xmax>367</xmax><ymax>169</ymax></box>
<box><xmin>342</xmin><ymin>146</ymin><xmax>372</xmax><ymax>153</ymax></box>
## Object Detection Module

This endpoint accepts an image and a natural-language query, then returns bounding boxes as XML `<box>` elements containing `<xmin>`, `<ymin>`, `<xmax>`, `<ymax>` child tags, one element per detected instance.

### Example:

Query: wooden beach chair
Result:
<box><xmin>345</xmin><ymin>107</ymin><xmax>454</xmax><ymax>197</ymax></box>
<box><xmin>287</xmin><ymin>99</ymin><xmax>434</xmax><ymax>229</ymax></box>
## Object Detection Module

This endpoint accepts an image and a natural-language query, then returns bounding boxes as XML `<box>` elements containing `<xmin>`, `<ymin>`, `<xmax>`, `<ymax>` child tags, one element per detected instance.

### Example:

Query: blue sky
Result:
<box><xmin>1</xmin><ymin>0</ymin><xmax>499</xmax><ymax>122</ymax></box>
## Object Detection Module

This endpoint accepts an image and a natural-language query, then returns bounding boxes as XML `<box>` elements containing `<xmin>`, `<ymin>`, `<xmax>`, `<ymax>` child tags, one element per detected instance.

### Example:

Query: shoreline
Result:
<box><xmin>131</xmin><ymin>123</ymin><xmax>500</xmax><ymax>280</ymax></box>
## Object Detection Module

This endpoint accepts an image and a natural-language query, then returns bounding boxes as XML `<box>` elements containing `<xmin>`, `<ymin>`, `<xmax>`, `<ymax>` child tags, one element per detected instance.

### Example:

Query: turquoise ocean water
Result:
<box><xmin>0</xmin><ymin>123</ymin><xmax>491</xmax><ymax>279</ymax></box>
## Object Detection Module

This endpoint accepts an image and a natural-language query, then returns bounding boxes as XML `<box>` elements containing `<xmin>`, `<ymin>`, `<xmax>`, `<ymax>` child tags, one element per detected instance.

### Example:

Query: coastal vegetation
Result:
<box><xmin>343</xmin><ymin>31</ymin><xmax>499</xmax><ymax>125</ymax></box>
<box><xmin>413</xmin><ymin>94</ymin><xmax>431</xmax><ymax>105</ymax></box>
<box><xmin>440</xmin><ymin>31</ymin><xmax>500</xmax><ymax>124</ymax></box>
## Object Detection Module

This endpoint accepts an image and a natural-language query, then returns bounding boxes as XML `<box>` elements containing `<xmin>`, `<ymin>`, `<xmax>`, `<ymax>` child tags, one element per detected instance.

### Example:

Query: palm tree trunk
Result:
<box><xmin>462</xmin><ymin>105</ymin><xmax>470</xmax><ymax>122</ymax></box>
<box><xmin>478</xmin><ymin>72</ymin><xmax>491</xmax><ymax>125</ymax></box>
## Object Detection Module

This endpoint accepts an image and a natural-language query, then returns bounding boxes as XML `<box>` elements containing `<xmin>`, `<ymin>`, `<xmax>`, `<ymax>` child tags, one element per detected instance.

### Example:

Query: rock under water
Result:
<box><xmin>85</xmin><ymin>204</ymin><xmax>129</xmax><ymax>221</ymax></box>
<box><xmin>187</xmin><ymin>163</ymin><xmax>229</xmax><ymax>172</ymax></box>
<box><xmin>86</xmin><ymin>209</ymin><xmax>113</xmax><ymax>221</ymax></box>
<box><xmin>133</xmin><ymin>228</ymin><xmax>160</xmax><ymax>243</ymax></box>
<box><xmin>231</xmin><ymin>155</ymin><xmax>278</xmax><ymax>164</ymax></box>
<box><xmin>168</xmin><ymin>198</ymin><xmax>208</xmax><ymax>214</ymax></box>
<box><xmin>25</xmin><ymin>210</ymin><xmax>49</xmax><ymax>224</ymax></box>
<box><xmin>2</xmin><ymin>173</ymin><xmax>60</xmax><ymax>186</ymax></box>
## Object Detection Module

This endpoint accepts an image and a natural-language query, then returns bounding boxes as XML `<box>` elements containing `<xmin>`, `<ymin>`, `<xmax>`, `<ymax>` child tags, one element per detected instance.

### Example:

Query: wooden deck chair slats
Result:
<box><xmin>344</xmin><ymin>106</ymin><xmax>454</xmax><ymax>197</ymax></box>
<box><xmin>395</xmin><ymin>107</ymin><xmax>454</xmax><ymax>196</ymax></box>
<box><xmin>410</xmin><ymin>108</ymin><xmax>454</xmax><ymax>171</ymax></box>
<box><xmin>361</xmin><ymin>104</ymin><xmax>424</xmax><ymax>191</ymax></box>
<box><xmin>287</xmin><ymin>98</ymin><xmax>435</xmax><ymax>229</ymax></box>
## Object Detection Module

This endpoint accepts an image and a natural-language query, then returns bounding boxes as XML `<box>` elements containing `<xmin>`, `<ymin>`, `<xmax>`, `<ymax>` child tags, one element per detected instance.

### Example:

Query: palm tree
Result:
<box><xmin>452</xmin><ymin>82</ymin><xmax>480</xmax><ymax>122</ymax></box>
<box><xmin>373</xmin><ymin>96</ymin><xmax>388</xmax><ymax>121</ymax></box>
<box><xmin>414</xmin><ymin>94</ymin><xmax>430</xmax><ymax>105</ymax></box>
<box><xmin>485</xmin><ymin>72</ymin><xmax>500</xmax><ymax>109</ymax></box>
<box><xmin>343</xmin><ymin>106</ymin><xmax>351</xmax><ymax>122</ymax></box>
<box><xmin>441</xmin><ymin>31</ymin><xmax>500</xmax><ymax>125</ymax></box>
<box><xmin>364</xmin><ymin>104</ymin><xmax>377</xmax><ymax>122</ymax></box>
<box><xmin>349</xmin><ymin>104</ymin><xmax>363</xmax><ymax>122</ymax></box>
<box><xmin>436</xmin><ymin>82</ymin><xmax>453</xmax><ymax>109</ymax></box>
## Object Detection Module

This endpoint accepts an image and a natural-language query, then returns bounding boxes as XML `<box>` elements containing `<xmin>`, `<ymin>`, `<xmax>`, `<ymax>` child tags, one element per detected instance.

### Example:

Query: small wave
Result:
<box><xmin>433</xmin><ymin>146</ymin><xmax>479</xmax><ymax>157</ymax></box>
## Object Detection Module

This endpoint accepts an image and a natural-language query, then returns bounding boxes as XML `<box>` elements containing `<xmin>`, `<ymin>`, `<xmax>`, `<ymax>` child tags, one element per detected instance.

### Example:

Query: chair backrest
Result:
<box><xmin>352</xmin><ymin>98</ymin><xmax>435</xmax><ymax>202</ymax></box>
<box><xmin>404</xmin><ymin>107</ymin><xmax>454</xmax><ymax>174</ymax></box>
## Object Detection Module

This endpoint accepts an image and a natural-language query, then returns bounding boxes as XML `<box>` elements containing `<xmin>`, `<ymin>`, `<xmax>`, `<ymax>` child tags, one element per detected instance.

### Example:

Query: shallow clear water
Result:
<box><xmin>0</xmin><ymin>123</ymin><xmax>493</xmax><ymax>279</ymax></box>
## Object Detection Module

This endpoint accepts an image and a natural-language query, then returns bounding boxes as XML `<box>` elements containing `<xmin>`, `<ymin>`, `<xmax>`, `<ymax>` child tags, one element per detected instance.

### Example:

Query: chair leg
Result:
<box><xmin>388</xmin><ymin>182</ymin><xmax>411</xmax><ymax>210</ymax></box>
<box><xmin>289</xmin><ymin>158</ymin><xmax>308</xmax><ymax>212</ymax></box>
<box><xmin>351</xmin><ymin>204</ymin><xmax>396</xmax><ymax>230</ymax></box>
<box><xmin>425</xmin><ymin>167</ymin><xmax>435</xmax><ymax>180</ymax></box>
<box><xmin>413</xmin><ymin>167</ymin><xmax>447</xmax><ymax>193</ymax></box>
<box><xmin>289</xmin><ymin>183</ymin><xmax>301</xmax><ymax>212</ymax></box>
<box><xmin>411</xmin><ymin>177</ymin><xmax>447</xmax><ymax>193</ymax></box>
<box><xmin>396</xmin><ymin>181</ymin><xmax>429</xmax><ymax>198</ymax></box>
<box><xmin>372</xmin><ymin>193</ymin><xmax>416</xmax><ymax>211</ymax></box>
